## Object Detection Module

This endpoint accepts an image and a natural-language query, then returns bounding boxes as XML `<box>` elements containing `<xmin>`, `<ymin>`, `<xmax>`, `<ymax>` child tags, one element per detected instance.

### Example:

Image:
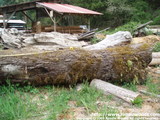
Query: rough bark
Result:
<box><xmin>0</xmin><ymin>43</ymin><xmax>152</xmax><ymax>85</ymax></box>
<box><xmin>90</xmin><ymin>79</ymin><xmax>140</xmax><ymax>104</ymax></box>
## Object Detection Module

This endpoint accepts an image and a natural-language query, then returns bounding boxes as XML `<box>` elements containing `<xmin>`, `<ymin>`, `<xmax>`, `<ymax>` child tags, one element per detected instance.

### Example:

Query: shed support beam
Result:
<box><xmin>54</xmin><ymin>17</ymin><xmax>56</xmax><ymax>32</ymax></box>
<box><xmin>44</xmin><ymin>8</ymin><xmax>57</xmax><ymax>32</ymax></box>
<box><xmin>3</xmin><ymin>10</ymin><xmax>16</xmax><ymax>29</ymax></box>
<box><xmin>6</xmin><ymin>11</ymin><xmax>16</xmax><ymax>24</ymax></box>
<box><xmin>21</xmin><ymin>11</ymin><xmax>34</xmax><ymax>22</ymax></box>
<box><xmin>88</xmin><ymin>18</ymin><xmax>91</xmax><ymax>31</ymax></box>
<box><xmin>3</xmin><ymin>12</ymin><xmax>6</xmax><ymax>29</ymax></box>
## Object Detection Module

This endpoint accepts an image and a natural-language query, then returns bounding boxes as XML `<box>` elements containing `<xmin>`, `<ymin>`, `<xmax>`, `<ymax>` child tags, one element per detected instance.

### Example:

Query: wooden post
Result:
<box><xmin>21</xmin><ymin>11</ymin><xmax>34</xmax><ymax>23</ymax></box>
<box><xmin>44</xmin><ymin>8</ymin><xmax>57</xmax><ymax>32</ymax></box>
<box><xmin>54</xmin><ymin>16</ymin><xmax>56</xmax><ymax>32</ymax></box>
<box><xmin>6</xmin><ymin>11</ymin><xmax>16</xmax><ymax>24</ymax></box>
<box><xmin>3</xmin><ymin>12</ymin><xmax>6</xmax><ymax>29</ymax></box>
<box><xmin>88</xmin><ymin>17</ymin><xmax>91</xmax><ymax>31</ymax></box>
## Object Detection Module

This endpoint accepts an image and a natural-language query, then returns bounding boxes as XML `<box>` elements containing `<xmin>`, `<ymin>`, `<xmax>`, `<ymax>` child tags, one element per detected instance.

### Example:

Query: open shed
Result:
<box><xmin>0</xmin><ymin>0</ymin><xmax>102</xmax><ymax>33</ymax></box>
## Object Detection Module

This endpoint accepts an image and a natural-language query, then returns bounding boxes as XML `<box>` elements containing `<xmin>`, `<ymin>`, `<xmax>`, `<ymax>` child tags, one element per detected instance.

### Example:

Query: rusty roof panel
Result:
<box><xmin>37</xmin><ymin>2</ymin><xmax>102</xmax><ymax>15</ymax></box>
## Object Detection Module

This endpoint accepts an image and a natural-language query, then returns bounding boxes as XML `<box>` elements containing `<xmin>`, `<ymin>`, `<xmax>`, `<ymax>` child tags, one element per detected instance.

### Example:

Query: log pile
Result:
<box><xmin>0</xmin><ymin>31</ymin><xmax>153</xmax><ymax>85</ymax></box>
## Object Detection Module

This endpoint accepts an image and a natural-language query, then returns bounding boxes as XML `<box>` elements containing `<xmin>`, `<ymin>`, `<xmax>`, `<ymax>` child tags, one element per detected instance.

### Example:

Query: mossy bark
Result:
<box><xmin>0</xmin><ymin>44</ymin><xmax>152</xmax><ymax>86</ymax></box>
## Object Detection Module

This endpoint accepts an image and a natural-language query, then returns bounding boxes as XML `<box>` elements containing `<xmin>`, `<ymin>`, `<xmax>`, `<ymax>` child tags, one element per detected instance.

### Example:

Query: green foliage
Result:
<box><xmin>91</xmin><ymin>37</ymin><xmax>101</xmax><ymax>44</ymax></box>
<box><xmin>0</xmin><ymin>81</ymin><xmax>119</xmax><ymax>119</ymax></box>
<box><xmin>48</xmin><ymin>89</ymin><xmax>71</xmax><ymax>120</ymax></box>
<box><xmin>105</xmin><ymin>21</ymin><xmax>140</xmax><ymax>35</ymax></box>
<box><xmin>72</xmin><ymin>82</ymin><xmax>103</xmax><ymax>112</ymax></box>
<box><xmin>98</xmin><ymin>105</ymin><xmax>118</xmax><ymax>119</ymax></box>
<box><xmin>153</xmin><ymin>42</ymin><xmax>160</xmax><ymax>52</ymax></box>
<box><xmin>152</xmin><ymin>16</ymin><xmax>160</xmax><ymax>25</ymax></box>
<box><xmin>145</xmin><ymin>76</ymin><xmax>160</xmax><ymax>95</ymax></box>
<box><xmin>0</xmin><ymin>0</ymin><xmax>160</xmax><ymax>29</ymax></box>
<box><xmin>0</xmin><ymin>84</ymin><xmax>38</xmax><ymax>120</ymax></box>
<box><xmin>127</xmin><ymin>60</ymin><xmax>133</xmax><ymax>69</ymax></box>
<box><xmin>123</xmin><ymin>83</ymin><xmax>137</xmax><ymax>92</ymax></box>
<box><xmin>106</xmin><ymin>0</ymin><xmax>133</xmax><ymax>27</ymax></box>
<box><xmin>0</xmin><ymin>0</ymin><xmax>32</xmax><ymax>6</ymax></box>
<box><xmin>132</xmin><ymin>97</ymin><xmax>143</xmax><ymax>107</ymax></box>
<box><xmin>130</xmin><ymin>0</ymin><xmax>153</xmax><ymax>23</ymax></box>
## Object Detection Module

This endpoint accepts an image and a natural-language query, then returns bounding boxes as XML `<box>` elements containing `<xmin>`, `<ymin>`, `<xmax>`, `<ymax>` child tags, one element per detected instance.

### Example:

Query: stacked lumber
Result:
<box><xmin>43</xmin><ymin>26</ymin><xmax>86</xmax><ymax>34</ymax></box>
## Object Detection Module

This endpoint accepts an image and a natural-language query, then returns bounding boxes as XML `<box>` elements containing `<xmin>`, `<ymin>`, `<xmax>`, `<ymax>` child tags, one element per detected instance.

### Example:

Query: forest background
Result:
<box><xmin>0</xmin><ymin>0</ymin><xmax>160</xmax><ymax>29</ymax></box>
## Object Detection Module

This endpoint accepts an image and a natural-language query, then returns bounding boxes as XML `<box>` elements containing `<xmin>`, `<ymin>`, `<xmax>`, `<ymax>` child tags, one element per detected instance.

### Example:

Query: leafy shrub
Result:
<box><xmin>152</xmin><ymin>16</ymin><xmax>160</xmax><ymax>25</ymax></box>
<box><xmin>132</xmin><ymin>97</ymin><xmax>143</xmax><ymax>107</ymax></box>
<box><xmin>105</xmin><ymin>21</ymin><xmax>140</xmax><ymax>35</ymax></box>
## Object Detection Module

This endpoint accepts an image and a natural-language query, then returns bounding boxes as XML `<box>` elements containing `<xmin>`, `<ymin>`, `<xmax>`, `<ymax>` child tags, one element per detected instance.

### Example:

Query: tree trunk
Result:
<box><xmin>0</xmin><ymin>43</ymin><xmax>152</xmax><ymax>86</ymax></box>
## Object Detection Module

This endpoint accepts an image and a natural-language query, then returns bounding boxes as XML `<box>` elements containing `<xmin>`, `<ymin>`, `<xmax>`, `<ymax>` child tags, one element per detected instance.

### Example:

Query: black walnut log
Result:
<box><xmin>0</xmin><ymin>43</ymin><xmax>152</xmax><ymax>85</ymax></box>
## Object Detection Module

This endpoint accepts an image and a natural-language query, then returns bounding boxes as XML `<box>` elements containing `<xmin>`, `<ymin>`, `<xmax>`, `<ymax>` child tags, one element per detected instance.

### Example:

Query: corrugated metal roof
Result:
<box><xmin>37</xmin><ymin>2</ymin><xmax>102</xmax><ymax>15</ymax></box>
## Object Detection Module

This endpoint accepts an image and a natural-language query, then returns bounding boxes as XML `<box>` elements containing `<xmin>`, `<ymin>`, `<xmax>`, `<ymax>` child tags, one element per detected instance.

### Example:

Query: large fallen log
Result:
<box><xmin>0</xmin><ymin>43</ymin><xmax>152</xmax><ymax>85</ymax></box>
<box><xmin>90</xmin><ymin>79</ymin><xmax>140</xmax><ymax>104</ymax></box>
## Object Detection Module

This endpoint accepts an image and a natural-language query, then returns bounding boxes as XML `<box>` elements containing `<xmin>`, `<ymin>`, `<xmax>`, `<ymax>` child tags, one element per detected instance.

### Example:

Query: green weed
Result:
<box><xmin>91</xmin><ymin>37</ymin><xmax>101</xmax><ymax>44</ymax></box>
<box><xmin>97</xmin><ymin>105</ymin><xmax>118</xmax><ymax>119</ymax></box>
<box><xmin>145</xmin><ymin>76</ymin><xmax>160</xmax><ymax>95</ymax></box>
<box><xmin>0</xmin><ymin>82</ymin><xmax>119</xmax><ymax>120</ymax></box>
<box><xmin>132</xmin><ymin>97</ymin><xmax>143</xmax><ymax>107</ymax></box>
<box><xmin>153</xmin><ymin>42</ymin><xmax>160</xmax><ymax>52</ymax></box>
<box><xmin>123</xmin><ymin>83</ymin><xmax>137</xmax><ymax>92</ymax></box>
<box><xmin>0</xmin><ymin>85</ymin><xmax>38</xmax><ymax>120</ymax></box>
<box><xmin>72</xmin><ymin>83</ymin><xmax>103</xmax><ymax>113</ymax></box>
<box><xmin>105</xmin><ymin>21</ymin><xmax>140</xmax><ymax>35</ymax></box>
<box><xmin>47</xmin><ymin>88</ymin><xmax>71</xmax><ymax>120</ymax></box>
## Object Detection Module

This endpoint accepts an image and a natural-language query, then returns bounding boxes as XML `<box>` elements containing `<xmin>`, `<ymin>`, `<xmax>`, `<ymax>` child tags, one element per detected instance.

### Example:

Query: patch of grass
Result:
<box><xmin>0</xmin><ymin>82</ymin><xmax>119</xmax><ymax>120</ymax></box>
<box><xmin>91</xmin><ymin>37</ymin><xmax>101</xmax><ymax>44</ymax></box>
<box><xmin>145</xmin><ymin>76</ymin><xmax>160</xmax><ymax>95</ymax></box>
<box><xmin>47</xmin><ymin>88</ymin><xmax>71</xmax><ymax>120</ymax></box>
<box><xmin>132</xmin><ymin>97</ymin><xmax>143</xmax><ymax>107</ymax></box>
<box><xmin>123</xmin><ymin>83</ymin><xmax>137</xmax><ymax>92</ymax></box>
<box><xmin>71</xmin><ymin>82</ymin><xmax>103</xmax><ymax>113</ymax></box>
<box><xmin>153</xmin><ymin>42</ymin><xmax>160</xmax><ymax>52</ymax></box>
<box><xmin>0</xmin><ymin>84</ymin><xmax>38</xmax><ymax>120</ymax></box>
<box><xmin>104</xmin><ymin>21</ymin><xmax>140</xmax><ymax>35</ymax></box>
<box><xmin>97</xmin><ymin>105</ymin><xmax>118</xmax><ymax>119</ymax></box>
<box><xmin>47</xmin><ymin>82</ymin><xmax>112</xmax><ymax>119</ymax></box>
